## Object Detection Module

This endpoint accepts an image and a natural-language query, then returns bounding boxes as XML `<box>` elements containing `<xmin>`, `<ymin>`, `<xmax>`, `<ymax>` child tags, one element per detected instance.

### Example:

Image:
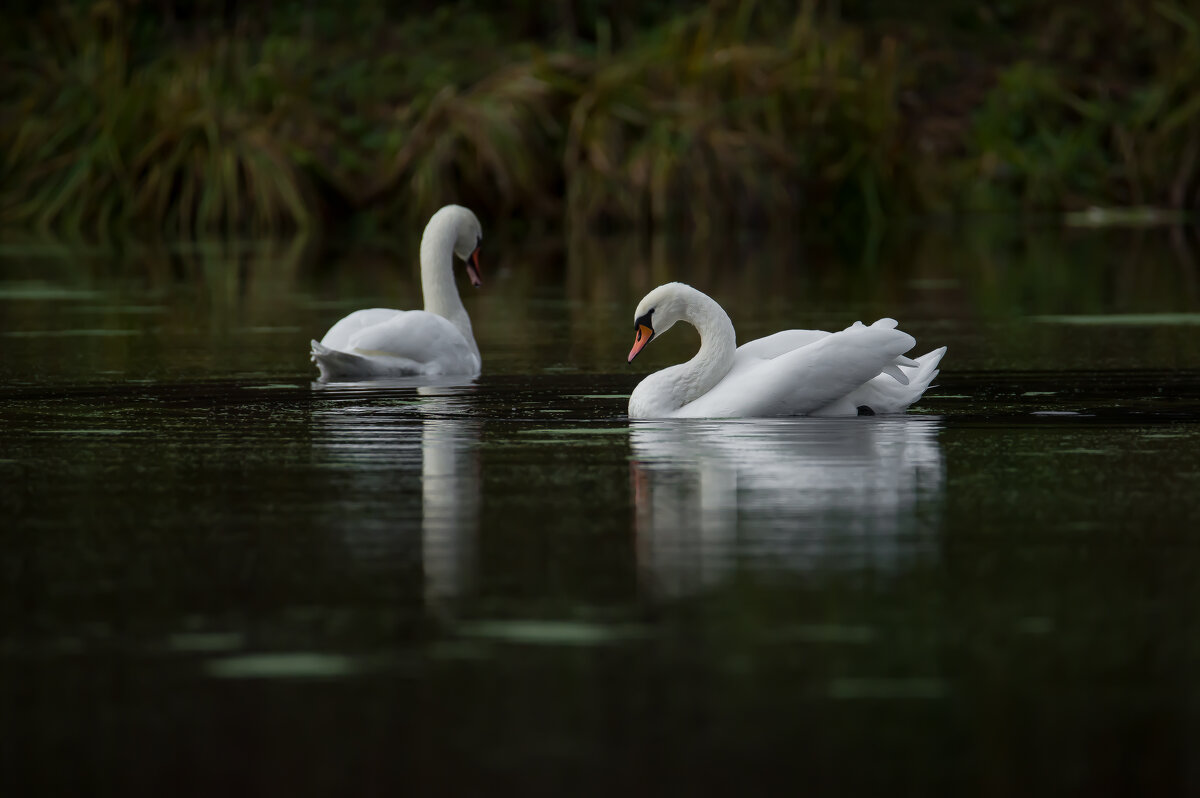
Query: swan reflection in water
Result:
<box><xmin>629</xmin><ymin>417</ymin><xmax>945</xmax><ymax>597</ymax></box>
<box><xmin>310</xmin><ymin>379</ymin><xmax>480</xmax><ymax>609</ymax></box>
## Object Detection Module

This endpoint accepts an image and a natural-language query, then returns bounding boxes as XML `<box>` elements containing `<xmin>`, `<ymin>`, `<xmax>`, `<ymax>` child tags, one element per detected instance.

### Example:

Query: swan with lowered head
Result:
<box><xmin>311</xmin><ymin>205</ymin><xmax>483</xmax><ymax>381</ymax></box>
<box><xmin>626</xmin><ymin>282</ymin><xmax>946</xmax><ymax>418</ymax></box>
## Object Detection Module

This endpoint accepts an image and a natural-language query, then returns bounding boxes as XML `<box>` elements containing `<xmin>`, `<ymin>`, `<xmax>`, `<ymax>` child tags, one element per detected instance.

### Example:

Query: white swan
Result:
<box><xmin>310</xmin><ymin>205</ymin><xmax>483</xmax><ymax>381</ymax></box>
<box><xmin>626</xmin><ymin>282</ymin><xmax>946</xmax><ymax>418</ymax></box>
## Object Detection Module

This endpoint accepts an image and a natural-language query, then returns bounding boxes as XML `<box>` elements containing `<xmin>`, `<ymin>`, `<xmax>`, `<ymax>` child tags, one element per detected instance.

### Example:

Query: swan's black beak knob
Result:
<box><xmin>628</xmin><ymin>324</ymin><xmax>654</xmax><ymax>363</ymax></box>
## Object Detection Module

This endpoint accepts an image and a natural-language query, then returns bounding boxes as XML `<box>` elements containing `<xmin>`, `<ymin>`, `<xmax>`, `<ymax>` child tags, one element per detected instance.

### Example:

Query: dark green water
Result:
<box><xmin>3</xmin><ymin>225</ymin><xmax>1200</xmax><ymax>795</ymax></box>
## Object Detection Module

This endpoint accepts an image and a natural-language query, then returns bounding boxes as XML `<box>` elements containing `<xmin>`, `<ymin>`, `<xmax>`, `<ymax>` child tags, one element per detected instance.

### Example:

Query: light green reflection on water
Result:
<box><xmin>0</xmin><ymin>282</ymin><xmax>105</xmax><ymax>300</ymax></box>
<box><xmin>167</xmin><ymin>633</ymin><xmax>245</xmax><ymax>652</ymax></box>
<box><xmin>1031</xmin><ymin>313</ymin><xmax>1200</xmax><ymax>325</ymax></box>
<box><xmin>1</xmin><ymin>329</ymin><xmax>140</xmax><ymax>337</ymax></box>
<box><xmin>455</xmin><ymin>620</ymin><xmax>651</xmax><ymax>646</ymax></box>
<box><xmin>206</xmin><ymin>653</ymin><xmax>362</xmax><ymax>679</ymax></box>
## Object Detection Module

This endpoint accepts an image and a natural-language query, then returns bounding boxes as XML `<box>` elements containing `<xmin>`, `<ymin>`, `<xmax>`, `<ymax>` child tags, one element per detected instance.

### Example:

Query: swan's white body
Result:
<box><xmin>311</xmin><ymin>205</ymin><xmax>483</xmax><ymax>381</ymax></box>
<box><xmin>627</xmin><ymin>282</ymin><xmax>946</xmax><ymax>419</ymax></box>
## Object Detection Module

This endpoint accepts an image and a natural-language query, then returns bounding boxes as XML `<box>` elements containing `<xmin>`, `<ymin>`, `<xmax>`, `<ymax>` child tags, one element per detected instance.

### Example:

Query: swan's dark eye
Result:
<box><xmin>633</xmin><ymin>308</ymin><xmax>655</xmax><ymax>335</ymax></box>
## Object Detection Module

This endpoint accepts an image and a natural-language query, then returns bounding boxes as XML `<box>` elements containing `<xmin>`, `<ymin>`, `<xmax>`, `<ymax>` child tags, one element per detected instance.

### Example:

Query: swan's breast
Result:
<box><xmin>629</xmin><ymin>366</ymin><xmax>691</xmax><ymax>419</ymax></box>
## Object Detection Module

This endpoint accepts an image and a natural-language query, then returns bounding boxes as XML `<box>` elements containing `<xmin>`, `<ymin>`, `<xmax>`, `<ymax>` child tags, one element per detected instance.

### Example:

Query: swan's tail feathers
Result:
<box><xmin>310</xmin><ymin>340</ymin><xmax>429</xmax><ymax>381</ymax></box>
<box><xmin>881</xmin><ymin>364</ymin><xmax>911</xmax><ymax>385</ymax></box>
<box><xmin>310</xmin><ymin>340</ymin><xmax>373</xmax><ymax>382</ymax></box>
<box><xmin>829</xmin><ymin>345</ymin><xmax>946</xmax><ymax>415</ymax></box>
<box><xmin>870</xmin><ymin>346</ymin><xmax>946</xmax><ymax>413</ymax></box>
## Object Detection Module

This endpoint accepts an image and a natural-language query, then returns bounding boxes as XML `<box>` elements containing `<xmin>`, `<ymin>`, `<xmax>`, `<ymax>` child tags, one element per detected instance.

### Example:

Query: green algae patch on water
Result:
<box><xmin>167</xmin><ymin>632</ymin><xmax>246</xmax><ymax>652</ymax></box>
<box><xmin>454</xmin><ymin>620</ymin><xmax>650</xmax><ymax>647</ymax></box>
<box><xmin>1030</xmin><ymin>314</ymin><xmax>1200</xmax><ymax>325</ymax></box>
<box><xmin>0</xmin><ymin>282</ymin><xmax>105</xmax><ymax>301</ymax></box>
<box><xmin>1</xmin><ymin>329</ymin><xmax>141</xmax><ymax>337</ymax></box>
<box><xmin>205</xmin><ymin>652</ymin><xmax>362</xmax><ymax>679</ymax></box>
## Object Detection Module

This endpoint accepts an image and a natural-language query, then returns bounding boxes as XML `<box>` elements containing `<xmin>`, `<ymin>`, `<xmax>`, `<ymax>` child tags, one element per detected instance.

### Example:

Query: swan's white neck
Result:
<box><xmin>675</xmin><ymin>289</ymin><xmax>737</xmax><ymax>406</ymax></box>
<box><xmin>420</xmin><ymin>213</ymin><xmax>477</xmax><ymax>358</ymax></box>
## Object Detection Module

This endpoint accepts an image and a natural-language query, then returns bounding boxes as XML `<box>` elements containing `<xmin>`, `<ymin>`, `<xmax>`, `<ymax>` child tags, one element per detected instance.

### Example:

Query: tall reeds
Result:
<box><xmin>2</xmin><ymin>4</ymin><xmax>317</xmax><ymax>237</ymax></box>
<box><xmin>563</xmin><ymin>1</ymin><xmax>907</xmax><ymax>230</ymax></box>
<box><xmin>962</xmin><ymin>1</ymin><xmax>1200</xmax><ymax>211</ymax></box>
<box><xmin>2</xmin><ymin>0</ymin><xmax>1199</xmax><ymax>240</ymax></box>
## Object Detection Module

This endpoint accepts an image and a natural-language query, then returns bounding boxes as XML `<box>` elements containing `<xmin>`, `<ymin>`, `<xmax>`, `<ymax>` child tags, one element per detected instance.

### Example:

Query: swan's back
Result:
<box><xmin>311</xmin><ymin>308</ymin><xmax>480</xmax><ymax>380</ymax></box>
<box><xmin>735</xmin><ymin>328</ymin><xmax>829</xmax><ymax>360</ymax></box>
<box><xmin>319</xmin><ymin>308</ymin><xmax>404</xmax><ymax>351</ymax></box>
<box><xmin>672</xmin><ymin>319</ymin><xmax>921</xmax><ymax>418</ymax></box>
<box><xmin>347</xmin><ymin>310</ymin><xmax>475</xmax><ymax>364</ymax></box>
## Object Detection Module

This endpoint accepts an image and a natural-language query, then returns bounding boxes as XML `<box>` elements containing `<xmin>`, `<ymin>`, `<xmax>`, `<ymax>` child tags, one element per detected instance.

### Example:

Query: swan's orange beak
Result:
<box><xmin>628</xmin><ymin>324</ymin><xmax>654</xmax><ymax>363</ymax></box>
<box><xmin>466</xmin><ymin>248</ymin><xmax>482</xmax><ymax>288</ymax></box>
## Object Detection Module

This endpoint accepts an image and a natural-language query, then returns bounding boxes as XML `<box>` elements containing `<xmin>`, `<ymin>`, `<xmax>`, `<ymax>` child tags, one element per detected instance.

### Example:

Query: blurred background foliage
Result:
<box><xmin>3</xmin><ymin>0</ymin><xmax>1200</xmax><ymax>239</ymax></box>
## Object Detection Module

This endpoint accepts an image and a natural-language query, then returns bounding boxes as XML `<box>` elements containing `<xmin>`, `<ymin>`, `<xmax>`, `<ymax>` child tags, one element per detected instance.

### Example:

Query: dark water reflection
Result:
<box><xmin>310</xmin><ymin>384</ymin><xmax>481</xmax><ymax>608</ymax></box>
<box><xmin>3</xmin><ymin>224</ymin><xmax>1200</xmax><ymax>795</ymax></box>
<box><xmin>631</xmin><ymin>418</ymin><xmax>944</xmax><ymax>596</ymax></box>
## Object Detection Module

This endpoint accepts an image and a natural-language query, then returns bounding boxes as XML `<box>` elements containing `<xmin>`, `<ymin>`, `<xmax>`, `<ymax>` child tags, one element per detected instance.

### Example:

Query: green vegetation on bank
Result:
<box><xmin>3</xmin><ymin>1</ymin><xmax>1200</xmax><ymax>238</ymax></box>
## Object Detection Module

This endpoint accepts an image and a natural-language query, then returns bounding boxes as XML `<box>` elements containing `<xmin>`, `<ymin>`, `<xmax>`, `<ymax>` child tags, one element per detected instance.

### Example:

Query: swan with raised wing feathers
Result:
<box><xmin>310</xmin><ymin>205</ymin><xmax>483</xmax><ymax>381</ymax></box>
<box><xmin>626</xmin><ymin>282</ymin><xmax>946</xmax><ymax>418</ymax></box>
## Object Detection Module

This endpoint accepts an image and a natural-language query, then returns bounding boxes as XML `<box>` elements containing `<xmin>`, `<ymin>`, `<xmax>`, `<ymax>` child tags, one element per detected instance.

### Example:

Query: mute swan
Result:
<box><xmin>310</xmin><ymin>205</ymin><xmax>483</xmax><ymax>381</ymax></box>
<box><xmin>626</xmin><ymin>282</ymin><xmax>946</xmax><ymax>418</ymax></box>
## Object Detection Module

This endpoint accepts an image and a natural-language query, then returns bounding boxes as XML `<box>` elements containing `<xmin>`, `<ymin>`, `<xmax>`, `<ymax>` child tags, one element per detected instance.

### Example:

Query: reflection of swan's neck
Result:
<box><xmin>420</xmin><ymin>213</ymin><xmax>476</xmax><ymax>353</ymax></box>
<box><xmin>421</xmin><ymin>420</ymin><xmax>480</xmax><ymax>606</ymax></box>
<box><xmin>678</xmin><ymin>289</ymin><xmax>737</xmax><ymax>405</ymax></box>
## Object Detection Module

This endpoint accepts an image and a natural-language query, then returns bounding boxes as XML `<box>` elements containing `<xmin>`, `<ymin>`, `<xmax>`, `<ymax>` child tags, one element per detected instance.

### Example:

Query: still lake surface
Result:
<box><xmin>2</xmin><ymin>223</ymin><xmax>1200</xmax><ymax>795</ymax></box>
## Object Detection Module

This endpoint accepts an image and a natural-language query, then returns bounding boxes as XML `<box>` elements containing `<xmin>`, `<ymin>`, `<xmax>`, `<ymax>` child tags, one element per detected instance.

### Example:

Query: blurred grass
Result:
<box><xmin>958</xmin><ymin>3</ymin><xmax>1200</xmax><ymax>213</ymax></box>
<box><xmin>562</xmin><ymin>1</ymin><xmax>909</xmax><ymax>231</ymax></box>
<box><xmin>2</xmin><ymin>0</ymin><xmax>1200</xmax><ymax>240</ymax></box>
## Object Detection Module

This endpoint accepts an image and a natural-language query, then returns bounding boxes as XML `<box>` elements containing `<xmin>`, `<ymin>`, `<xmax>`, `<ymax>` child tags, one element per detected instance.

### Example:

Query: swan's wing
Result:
<box><xmin>675</xmin><ymin>319</ymin><xmax>916</xmax><ymax>418</ymax></box>
<box><xmin>319</xmin><ymin>308</ymin><xmax>404</xmax><ymax>351</ymax></box>
<box><xmin>812</xmin><ymin>345</ymin><xmax>946</xmax><ymax>416</ymax></box>
<box><xmin>736</xmin><ymin>329</ymin><xmax>830</xmax><ymax>360</ymax></box>
<box><xmin>346</xmin><ymin>310</ymin><xmax>473</xmax><ymax>365</ymax></box>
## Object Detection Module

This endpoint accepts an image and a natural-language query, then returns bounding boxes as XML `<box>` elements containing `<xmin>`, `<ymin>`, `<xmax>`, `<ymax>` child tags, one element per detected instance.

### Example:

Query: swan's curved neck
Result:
<box><xmin>677</xmin><ymin>289</ymin><xmax>737</xmax><ymax>405</ymax></box>
<box><xmin>419</xmin><ymin>214</ymin><xmax>476</xmax><ymax>352</ymax></box>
